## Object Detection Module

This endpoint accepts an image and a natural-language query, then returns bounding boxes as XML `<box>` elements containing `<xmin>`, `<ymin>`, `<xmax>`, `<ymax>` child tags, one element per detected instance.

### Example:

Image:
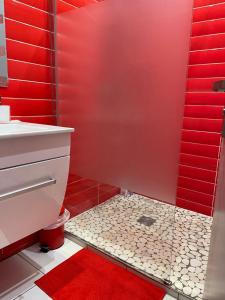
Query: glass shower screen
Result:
<box><xmin>57</xmin><ymin>0</ymin><xmax>192</xmax><ymax>205</ymax></box>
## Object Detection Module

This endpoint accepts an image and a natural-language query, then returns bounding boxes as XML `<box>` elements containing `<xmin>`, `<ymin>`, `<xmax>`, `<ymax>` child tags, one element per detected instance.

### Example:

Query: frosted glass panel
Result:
<box><xmin>57</xmin><ymin>0</ymin><xmax>192</xmax><ymax>205</ymax></box>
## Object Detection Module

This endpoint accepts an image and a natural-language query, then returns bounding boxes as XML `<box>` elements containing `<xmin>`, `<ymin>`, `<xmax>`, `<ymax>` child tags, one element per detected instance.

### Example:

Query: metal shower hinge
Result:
<box><xmin>222</xmin><ymin>108</ymin><xmax>225</xmax><ymax>138</ymax></box>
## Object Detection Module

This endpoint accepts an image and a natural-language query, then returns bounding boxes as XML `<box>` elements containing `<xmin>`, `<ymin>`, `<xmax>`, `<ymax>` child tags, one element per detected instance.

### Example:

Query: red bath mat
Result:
<box><xmin>36</xmin><ymin>248</ymin><xmax>166</xmax><ymax>300</ymax></box>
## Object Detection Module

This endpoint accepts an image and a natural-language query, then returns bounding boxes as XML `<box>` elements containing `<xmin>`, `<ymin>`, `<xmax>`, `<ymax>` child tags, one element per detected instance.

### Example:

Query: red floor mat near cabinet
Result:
<box><xmin>36</xmin><ymin>248</ymin><xmax>166</xmax><ymax>300</ymax></box>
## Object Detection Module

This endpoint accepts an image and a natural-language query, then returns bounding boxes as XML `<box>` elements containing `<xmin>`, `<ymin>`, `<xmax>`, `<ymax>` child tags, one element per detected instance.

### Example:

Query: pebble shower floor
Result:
<box><xmin>65</xmin><ymin>194</ymin><xmax>212</xmax><ymax>299</ymax></box>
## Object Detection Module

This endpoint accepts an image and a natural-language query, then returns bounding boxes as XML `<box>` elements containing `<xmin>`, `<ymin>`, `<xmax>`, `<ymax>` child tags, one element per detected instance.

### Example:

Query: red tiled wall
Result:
<box><xmin>0</xmin><ymin>0</ymin><xmax>55</xmax><ymax>261</ymax></box>
<box><xmin>176</xmin><ymin>0</ymin><xmax>225</xmax><ymax>216</ymax></box>
<box><xmin>0</xmin><ymin>0</ymin><xmax>56</xmax><ymax>124</ymax></box>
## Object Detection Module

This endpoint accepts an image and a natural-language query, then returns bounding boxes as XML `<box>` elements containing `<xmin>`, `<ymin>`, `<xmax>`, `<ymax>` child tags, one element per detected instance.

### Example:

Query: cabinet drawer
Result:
<box><xmin>0</xmin><ymin>157</ymin><xmax>70</xmax><ymax>249</ymax></box>
<box><xmin>0</xmin><ymin>133</ymin><xmax>71</xmax><ymax>169</ymax></box>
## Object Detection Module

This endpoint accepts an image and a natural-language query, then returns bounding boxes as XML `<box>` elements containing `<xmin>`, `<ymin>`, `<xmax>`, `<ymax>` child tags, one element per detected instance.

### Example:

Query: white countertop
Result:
<box><xmin>0</xmin><ymin>121</ymin><xmax>74</xmax><ymax>139</ymax></box>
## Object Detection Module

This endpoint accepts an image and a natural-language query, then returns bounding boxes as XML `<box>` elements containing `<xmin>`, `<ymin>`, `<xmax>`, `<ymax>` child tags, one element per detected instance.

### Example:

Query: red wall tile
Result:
<box><xmin>180</xmin><ymin>153</ymin><xmax>218</xmax><ymax>171</ymax></box>
<box><xmin>181</xmin><ymin>130</ymin><xmax>221</xmax><ymax>145</ymax></box>
<box><xmin>178</xmin><ymin>176</ymin><xmax>215</xmax><ymax>195</ymax></box>
<box><xmin>5</xmin><ymin>19</ymin><xmax>52</xmax><ymax>48</ymax></box>
<box><xmin>0</xmin><ymin>79</ymin><xmax>55</xmax><ymax>99</ymax></box>
<box><xmin>192</xmin><ymin>19</ymin><xmax>225</xmax><ymax>36</ymax></box>
<box><xmin>191</xmin><ymin>33</ymin><xmax>225</xmax><ymax>51</ymax></box>
<box><xmin>11</xmin><ymin>116</ymin><xmax>57</xmax><ymax>125</ymax></box>
<box><xmin>64</xmin><ymin>0</ymin><xmax>97</xmax><ymax>8</ymax></box>
<box><xmin>181</xmin><ymin>142</ymin><xmax>219</xmax><ymax>158</ymax></box>
<box><xmin>57</xmin><ymin>1</ymin><xmax>78</xmax><ymax>13</ymax></box>
<box><xmin>177</xmin><ymin>187</ymin><xmax>214</xmax><ymax>207</ymax></box>
<box><xmin>184</xmin><ymin>105</ymin><xmax>223</xmax><ymax>119</ymax></box>
<box><xmin>179</xmin><ymin>165</ymin><xmax>216</xmax><ymax>183</ymax></box>
<box><xmin>186</xmin><ymin>92</ymin><xmax>225</xmax><ymax>106</ymax></box>
<box><xmin>183</xmin><ymin>117</ymin><xmax>223</xmax><ymax>132</ymax></box>
<box><xmin>7</xmin><ymin>60</ymin><xmax>53</xmax><ymax>83</ymax></box>
<box><xmin>1</xmin><ymin>98</ymin><xmax>56</xmax><ymax>116</ymax></box>
<box><xmin>190</xmin><ymin>49</ymin><xmax>225</xmax><ymax>65</ymax></box>
<box><xmin>177</xmin><ymin>198</ymin><xmax>212</xmax><ymax>216</ymax></box>
<box><xmin>187</xmin><ymin>77</ymin><xmax>225</xmax><ymax>92</ymax></box>
<box><xmin>16</xmin><ymin>0</ymin><xmax>53</xmax><ymax>12</ymax></box>
<box><xmin>188</xmin><ymin>63</ymin><xmax>225</xmax><ymax>78</ymax></box>
<box><xmin>66</xmin><ymin>178</ymin><xmax>98</xmax><ymax>197</ymax></box>
<box><xmin>6</xmin><ymin>39</ymin><xmax>54</xmax><ymax>66</ymax></box>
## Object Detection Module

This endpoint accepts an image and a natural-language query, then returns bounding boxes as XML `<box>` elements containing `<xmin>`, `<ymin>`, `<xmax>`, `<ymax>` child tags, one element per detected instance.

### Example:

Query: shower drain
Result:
<box><xmin>137</xmin><ymin>215</ymin><xmax>156</xmax><ymax>227</ymax></box>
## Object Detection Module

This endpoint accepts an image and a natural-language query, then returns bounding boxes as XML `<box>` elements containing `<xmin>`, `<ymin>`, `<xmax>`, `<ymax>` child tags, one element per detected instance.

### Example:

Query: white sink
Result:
<box><xmin>0</xmin><ymin>121</ymin><xmax>74</xmax><ymax>249</ymax></box>
<box><xmin>0</xmin><ymin>121</ymin><xmax>75</xmax><ymax>169</ymax></box>
<box><xmin>0</xmin><ymin>122</ymin><xmax>74</xmax><ymax>139</ymax></box>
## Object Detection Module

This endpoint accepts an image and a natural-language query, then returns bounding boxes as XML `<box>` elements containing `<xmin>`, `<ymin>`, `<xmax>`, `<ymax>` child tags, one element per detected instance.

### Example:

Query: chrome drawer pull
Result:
<box><xmin>0</xmin><ymin>178</ymin><xmax>56</xmax><ymax>201</ymax></box>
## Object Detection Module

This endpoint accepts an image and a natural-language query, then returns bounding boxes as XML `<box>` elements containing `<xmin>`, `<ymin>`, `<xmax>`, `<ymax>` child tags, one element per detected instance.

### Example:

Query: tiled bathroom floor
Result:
<box><xmin>0</xmin><ymin>239</ymin><xmax>82</xmax><ymax>300</ymax></box>
<box><xmin>66</xmin><ymin>194</ymin><xmax>212</xmax><ymax>300</ymax></box>
<box><xmin>0</xmin><ymin>238</ymin><xmax>175</xmax><ymax>300</ymax></box>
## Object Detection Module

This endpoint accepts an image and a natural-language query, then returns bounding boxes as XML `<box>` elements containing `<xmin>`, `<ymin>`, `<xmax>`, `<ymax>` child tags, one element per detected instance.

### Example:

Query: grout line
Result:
<box><xmin>5</xmin><ymin>17</ymin><xmax>53</xmax><ymax>33</ymax></box>
<box><xmin>188</xmin><ymin>62</ymin><xmax>225</xmax><ymax>66</ymax></box>
<box><xmin>11</xmin><ymin>286</ymin><xmax>37</xmax><ymax>300</ymax></box>
<box><xmin>190</xmin><ymin>47</ymin><xmax>225</xmax><ymax>52</ymax></box>
<box><xmin>180</xmin><ymin>152</ymin><xmax>218</xmax><ymax>160</ymax></box>
<box><xmin>187</xmin><ymin>77</ymin><xmax>225</xmax><ymax>80</ymax></box>
<box><xmin>9</xmin><ymin>77</ymin><xmax>56</xmax><ymax>85</ymax></box>
<box><xmin>8</xmin><ymin>58</ymin><xmax>54</xmax><ymax>69</ymax></box>
<box><xmin>181</xmin><ymin>140</ymin><xmax>220</xmax><ymax>148</ymax></box>
<box><xmin>192</xmin><ymin>16</ymin><xmax>225</xmax><ymax>24</ymax></box>
<box><xmin>178</xmin><ymin>185</ymin><xmax>214</xmax><ymax>197</ymax></box>
<box><xmin>192</xmin><ymin>32</ymin><xmax>225</xmax><ymax>38</ymax></box>
<box><xmin>186</xmin><ymin>90</ymin><xmax>224</xmax><ymax>92</ymax></box>
<box><xmin>177</xmin><ymin>184</ymin><xmax>214</xmax><ymax>196</ymax></box>
<box><xmin>177</xmin><ymin>196</ymin><xmax>213</xmax><ymax>210</ymax></box>
<box><xmin>193</xmin><ymin>2</ymin><xmax>225</xmax><ymax>10</ymax></box>
<box><xmin>12</xmin><ymin>286</ymin><xmax>34</xmax><ymax>300</ymax></box>
<box><xmin>11</xmin><ymin>0</ymin><xmax>53</xmax><ymax>15</ymax></box>
<box><xmin>6</xmin><ymin>37</ymin><xmax>55</xmax><ymax>52</ymax></box>
<box><xmin>2</xmin><ymin>98</ymin><xmax>56</xmax><ymax>102</ymax></box>
<box><xmin>183</xmin><ymin>116</ymin><xmax>223</xmax><ymax>121</ymax></box>
<box><xmin>12</xmin><ymin>115</ymin><xmax>56</xmax><ymax>118</ymax></box>
<box><xmin>184</xmin><ymin>104</ymin><xmax>224</xmax><ymax>108</ymax></box>
<box><xmin>179</xmin><ymin>162</ymin><xmax>218</xmax><ymax>173</ymax></box>
<box><xmin>179</xmin><ymin>175</ymin><xmax>215</xmax><ymax>184</ymax></box>
<box><xmin>59</xmin><ymin>0</ymin><xmax>79</xmax><ymax>9</ymax></box>
<box><xmin>17</xmin><ymin>252</ymin><xmax>45</xmax><ymax>275</ymax></box>
<box><xmin>191</xmin><ymin>31</ymin><xmax>225</xmax><ymax>38</ymax></box>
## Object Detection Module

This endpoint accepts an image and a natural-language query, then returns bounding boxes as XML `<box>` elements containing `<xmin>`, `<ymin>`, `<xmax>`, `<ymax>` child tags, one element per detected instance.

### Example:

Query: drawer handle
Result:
<box><xmin>0</xmin><ymin>178</ymin><xmax>56</xmax><ymax>201</ymax></box>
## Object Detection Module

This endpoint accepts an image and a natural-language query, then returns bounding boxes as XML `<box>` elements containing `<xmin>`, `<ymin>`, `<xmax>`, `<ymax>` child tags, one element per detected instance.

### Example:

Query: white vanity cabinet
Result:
<box><xmin>0</xmin><ymin>122</ymin><xmax>74</xmax><ymax>249</ymax></box>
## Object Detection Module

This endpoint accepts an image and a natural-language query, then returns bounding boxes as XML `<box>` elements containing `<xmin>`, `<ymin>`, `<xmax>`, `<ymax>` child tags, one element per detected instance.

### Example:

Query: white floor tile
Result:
<box><xmin>163</xmin><ymin>295</ymin><xmax>177</xmax><ymax>300</ymax></box>
<box><xmin>19</xmin><ymin>238</ymin><xmax>83</xmax><ymax>274</ymax></box>
<box><xmin>0</xmin><ymin>255</ymin><xmax>42</xmax><ymax>300</ymax></box>
<box><xmin>15</xmin><ymin>286</ymin><xmax>50</xmax><ymax>300</ymax></box>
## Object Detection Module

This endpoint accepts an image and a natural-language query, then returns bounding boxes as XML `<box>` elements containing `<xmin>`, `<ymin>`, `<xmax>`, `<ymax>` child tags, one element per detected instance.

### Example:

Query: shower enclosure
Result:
<box><xmin>55</xmin><ymin>0</ymin><xmax>214</xmax><ymax>299</ymax></box>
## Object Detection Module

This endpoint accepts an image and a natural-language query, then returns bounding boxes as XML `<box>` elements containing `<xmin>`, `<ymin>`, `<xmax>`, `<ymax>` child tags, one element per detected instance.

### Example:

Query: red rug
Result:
<box><xmin>36</xmin><ymin>248</ymin><xmax>166</xmax><ymax>300</ymax></box>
